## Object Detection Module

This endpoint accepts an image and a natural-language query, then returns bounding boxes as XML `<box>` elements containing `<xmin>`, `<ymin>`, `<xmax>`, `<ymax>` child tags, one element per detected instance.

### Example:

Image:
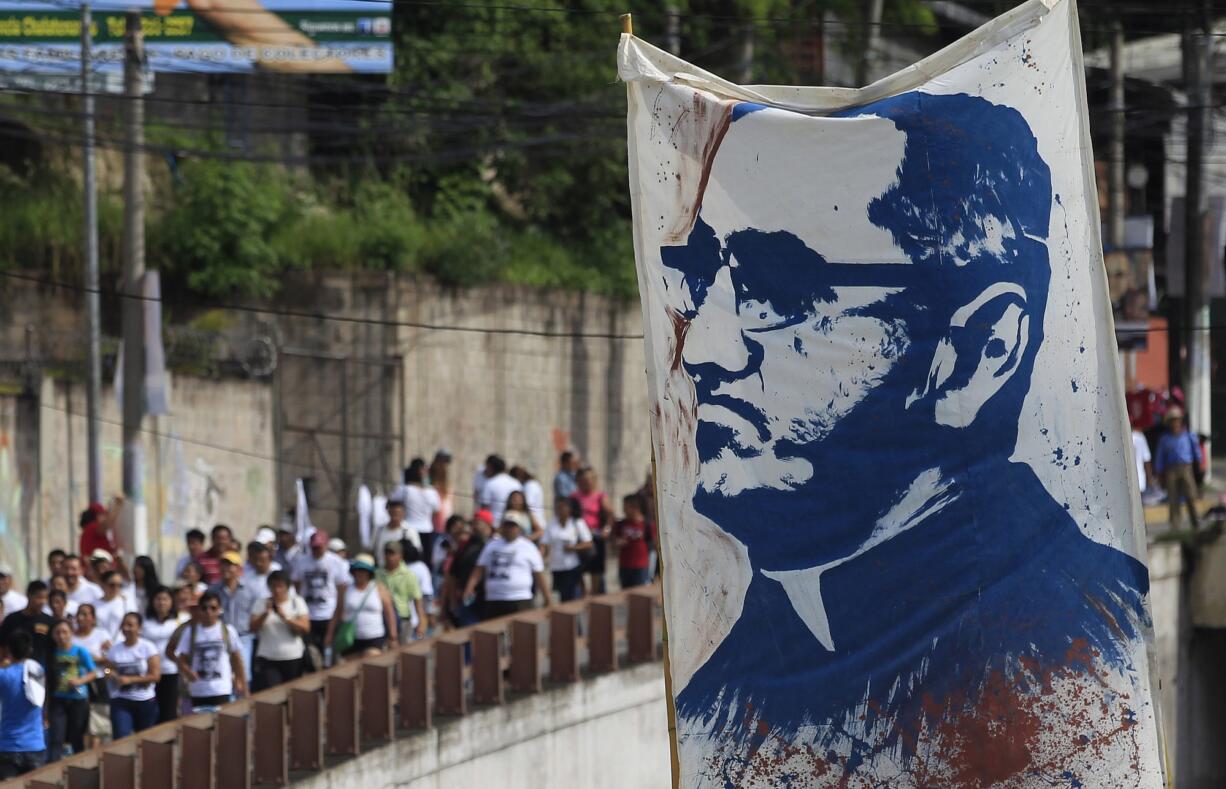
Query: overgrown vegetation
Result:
<box><xmin>0</xmin><ymin>0</ymin><xmax>938</xmax><ymax>301</ymax></box>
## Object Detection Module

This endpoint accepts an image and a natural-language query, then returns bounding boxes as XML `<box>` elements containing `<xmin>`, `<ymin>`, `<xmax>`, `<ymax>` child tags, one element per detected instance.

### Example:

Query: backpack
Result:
<box><xmin>187</xmin><ymin>622</ymin><xmax>233</xmax><ymax>668</ymax></box>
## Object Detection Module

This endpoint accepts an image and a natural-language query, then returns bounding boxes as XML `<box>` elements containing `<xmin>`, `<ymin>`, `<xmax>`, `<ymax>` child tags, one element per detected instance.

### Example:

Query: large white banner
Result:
<box><xmin>621</xmin><ymin>1</ymin><xmax>1164</xmax><ymax>786</ymax></box>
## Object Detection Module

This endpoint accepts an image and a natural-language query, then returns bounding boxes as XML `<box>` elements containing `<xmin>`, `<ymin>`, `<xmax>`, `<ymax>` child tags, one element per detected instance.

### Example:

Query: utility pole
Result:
<box><xmin>1108</xmin><ymin>20</ymin><xmax>1133</xmax><ymax>386</ymax></box>
<box><xmin>81</xmin><ymin>2</ymin><xmax>102</xmax><ymax>505</ymax></box>
<box><xmin>121</xmin><ymin>10</ymin><xmax>147</xmax><ymax>558</ymax></box>
<box><xmin>1108</xmin><ymin>21</ymin><xmax>1126</xmax><ymax>251</ymax></box>
<box><xmin>665</xmin><ymin>5</ymin><xmax>681</xmax><ymax>56</ymax></box>
<box><xmin>857</xmin><ymin>0</ymin><xmax>885</xmax><ymax>86</ymax></box>
<box><xmin>1182</xmin><ymin>0</ymin><xmax>1213</xmax><ymax>469</ymax></box>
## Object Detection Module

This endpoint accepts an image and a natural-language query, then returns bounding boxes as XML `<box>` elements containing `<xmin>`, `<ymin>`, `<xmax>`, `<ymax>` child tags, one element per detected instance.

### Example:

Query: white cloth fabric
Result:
<box><xmin>291</xmin><ymin>552</ymin><xmax>350</xmax><ymax>621</ymax></box>
<box><xmin>476</xmin><ymin>536</ymin><xmax>543</xmax><ymax>602</ymax></box>
<box><xmin>401</xmin><ymin>484</ymin><xmax>442</xmax><ymax>534</ymax></box>
<box><xmin>142</xmin><ymin>613</ymin><xmax>190</xmax><ymax>675</ymax></box>
<box><xmin>1132</xmin><ymin>431</ymin><xmax>1152</xmax><ymax>492</ymax></box>
<box><xmin>67</xmin><ymin>579</ymin><xmax>103</xmax><ymax>606</ymax></box>
<box><xmin>357</xmin><ymin>485</ymin><xmax>374</xmax><ymax>551</ymax></box>
<box><xmin>107</xmin><ymin>638</ymin><xmax>159</xmax><ymax>702</ymax></box>
<box><xmin>255</xmin><ymin>594</ymin><xmax>309</xmax><ymax>661</ymax></box>
<box><xmin>343</xmin><ymin>583</ymin><xmax>385</xmax><ymax>640</ymax></box>
<box><xmin>175</xmin><ymin>622</ymin><xmax>241</xmax><ymax>698</ymax></box>
<box><xmin>22</xmin><ymin>659</ymin><xmax>45</xmax><ymax>708</ymax></box>
<box><xmin>545</xmin><ymin>517</ymin><xmax>593</xmax><ymax>572</ymax></box>
<box><xmin>294</xmin><ymin>478</ymin><xmax>315</xmax><ymax>549</ymax></box>
<box><xmin>480</xmin><ymin>473</ymin><xmax>523</xmax><ymax>528</ymax></box>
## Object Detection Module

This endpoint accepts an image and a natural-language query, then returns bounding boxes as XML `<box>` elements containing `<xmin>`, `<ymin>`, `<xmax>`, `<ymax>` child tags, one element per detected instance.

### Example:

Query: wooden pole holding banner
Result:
<box><xmin>624</xmin><ymin>22</ymin><xmax>674</xmax><ymax>783</ymax></box>
<box><xmin>651</xmin><ymin>451</ymin><xmax>681</xmax><ymax>789</ymax></box>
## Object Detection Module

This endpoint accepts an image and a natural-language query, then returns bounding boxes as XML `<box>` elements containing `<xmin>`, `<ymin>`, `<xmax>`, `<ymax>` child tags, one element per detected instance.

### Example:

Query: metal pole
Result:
<box><xmin>121</xmin><ymin>10</ymin><xmax>147</xmax><ymax>558</ymax></box>
<box><xmin>81</xmin><ymin>2</ymin><xmax>102</xmax><ymax>505</ymax></box>
<box><xmin>1182</xmin><ymin>0</ymin><xmax>1213</xmax><ymax>473</ymax></box>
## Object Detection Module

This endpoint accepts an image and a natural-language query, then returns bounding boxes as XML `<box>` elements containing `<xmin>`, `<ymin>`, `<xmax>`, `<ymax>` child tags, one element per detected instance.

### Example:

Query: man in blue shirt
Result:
<box><xmin>552</xmin><ymin>451</ymin><xmax>579</xmax><ymax>500</ymax></box>
<box><xmin>1155</xmin><ymin>405</ymin><xmax>1202</xmax><ymax>530</ymax></box>
<box><xmin>0</xmin><ymin>631</ymin><xmax>47</xmax><ymax>778</ymax></box>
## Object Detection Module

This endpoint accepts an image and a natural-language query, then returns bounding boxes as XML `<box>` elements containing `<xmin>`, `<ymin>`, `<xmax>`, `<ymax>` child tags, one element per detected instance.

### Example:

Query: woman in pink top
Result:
<box><xmin>574</xmin><ymin>467</ymin><xmax>612</xmax><ymax>594</ymax></box>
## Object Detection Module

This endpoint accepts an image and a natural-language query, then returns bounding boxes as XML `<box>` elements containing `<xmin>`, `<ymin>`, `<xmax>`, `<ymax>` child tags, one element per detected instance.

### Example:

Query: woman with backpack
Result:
<box><xmin>172</xmin><ymin>591</ymin><xmax>247</xmax><ymax>711</ymax></box>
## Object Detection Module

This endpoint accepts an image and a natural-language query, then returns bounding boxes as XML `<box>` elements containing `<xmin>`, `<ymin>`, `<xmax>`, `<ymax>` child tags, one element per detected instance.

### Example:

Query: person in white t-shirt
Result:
<box><xmin>94</xmin><ymin>571</ymin><xmax>136</xmax><ymax>641</ymax></box>
<box><xmin>72</xmin><ymin>604</ymin><xmax>111</xmax><ymax>663</ymax></box>
<box><xmin>401</xmin><ymin>542</ymin><xmax>435</xmax><ymax>635</ymax></box>
<box><xmin>101</xmin><ymin>612</ymin><xmax>161</xmax><ymax>737</ymax></box>
<box><xmin>174</xmin><ymin>590</ymin><xmax>247</xmax><ymax>710</ymax></box>
<box><xmin>479</xmin><ymin>456</ymin><xmax>523</xmax><ymax>529</ymax></box>
<box><xmin>464</xmin><ymin>512</ymin><xmax>549</xmax><ymax>620</ymax></box>
<box><xmin>510</xmin><ymin>467</ymin><xmax>548</xmax><ymax>535</ymax></box>
<box><xmin>544</xmin><ymin>496</ymin><xmax>594</xmax><ymax>602</ymax></box>
<box><xmin>250</xmin><ymin>571</ymin><xmax>310</xmax><ymax>691</ymax></box>
<box><xmin>291</xmin><ymin>532</ymin><xmax>351</xmax><ymax>655</ymax></box>
<box><xmin>1132</xmin><ymin>429</ymin><xmax>1154</xmax><ymax>495</ymax></box>
<box><xmin>401</xmin><ymin>465</ymin><xmax>442</xmax><ymax>561</ymax></box>
<box><xmin>142</xmin><ymin>587</ymin><xmax>189</xmax><ymax>723</ymax></box>
<box><xmin>0</xmin><ymin>566</ymin><xmax>27</xmax><ymax>619</ymax></box>
<box><xmin>63</xmin><ymin>556</ymin><xmax>103</xmax><ymax>607</ymax></box>
<box><xmin>372</xmin><ymin>493</ymin><xmax>422</xmax><ymax>570</ymax></box>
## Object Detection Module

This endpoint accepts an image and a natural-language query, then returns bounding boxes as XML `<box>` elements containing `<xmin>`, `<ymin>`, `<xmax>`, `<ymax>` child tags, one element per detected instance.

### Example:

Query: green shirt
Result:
<box><xmin>377</xmin><ymin>564</ymin><xmax>422</xmax><ymax>619</ymax></box>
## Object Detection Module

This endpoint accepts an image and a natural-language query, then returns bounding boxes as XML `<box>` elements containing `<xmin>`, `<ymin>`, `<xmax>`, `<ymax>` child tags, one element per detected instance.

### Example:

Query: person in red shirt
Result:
<box><xmin>612</xmin><ymin>493</ymin><xmax>654</xmax><ymax>590</ymax></box>
<box><xmin>78</xmin><ymin>502</ymin><xmax>117</xmax><ymax>560</ymax></box>
<box><xmin>196</xmin><ymin>525</ymin><xmax>234</xmax><ymax>586</ymax></box>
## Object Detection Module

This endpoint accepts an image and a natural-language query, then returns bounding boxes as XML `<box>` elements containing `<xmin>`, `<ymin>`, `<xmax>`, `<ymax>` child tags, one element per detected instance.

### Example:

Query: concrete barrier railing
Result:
<box><xmin>8</xmin><ymin>586</ymin><xmax>664</xmax><ymax>789</ymax></box>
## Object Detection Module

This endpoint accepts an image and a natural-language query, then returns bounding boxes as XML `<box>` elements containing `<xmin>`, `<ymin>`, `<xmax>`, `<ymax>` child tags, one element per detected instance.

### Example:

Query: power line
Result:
<box><xmin>0</xmin><ymin>269</ymin><xmax>648</xmax><ymax>340</ymax></box>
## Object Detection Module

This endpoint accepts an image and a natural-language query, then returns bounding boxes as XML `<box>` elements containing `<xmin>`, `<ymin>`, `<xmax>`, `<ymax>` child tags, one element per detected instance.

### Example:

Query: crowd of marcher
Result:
<box><xmin>0</xmin><ymin>450</ymin><xmax>657</xmax><ymax>778</ymax></box>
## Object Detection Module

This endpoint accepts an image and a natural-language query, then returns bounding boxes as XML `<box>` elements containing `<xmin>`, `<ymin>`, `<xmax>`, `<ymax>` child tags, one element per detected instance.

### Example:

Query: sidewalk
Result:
<box><xmin>1144</xmin><ymin>481</ymin><xmax>1223</xmax><ymax>541</ymax></box>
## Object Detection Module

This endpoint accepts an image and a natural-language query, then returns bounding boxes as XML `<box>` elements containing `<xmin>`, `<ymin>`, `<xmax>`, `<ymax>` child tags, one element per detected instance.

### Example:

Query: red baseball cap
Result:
<box><xmin>473</xmin><ymin>509</ymin><xmax>494</xmax><ymax>526</ymax></box>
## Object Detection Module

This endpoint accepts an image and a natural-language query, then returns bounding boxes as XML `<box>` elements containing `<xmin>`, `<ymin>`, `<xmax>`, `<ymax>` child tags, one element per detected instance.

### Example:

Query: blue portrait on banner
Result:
<box><xmin>655</xmin><ymin>90</ymin><xmax>1152</xmax><ymax>786</ymax></box>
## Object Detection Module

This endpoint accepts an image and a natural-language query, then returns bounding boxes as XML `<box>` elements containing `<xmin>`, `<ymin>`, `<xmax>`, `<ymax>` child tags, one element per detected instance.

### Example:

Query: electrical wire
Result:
<box><xmin>0</xmin><ymin>269</ymin><xmax>649</xmax><ymax>340</ymax></box>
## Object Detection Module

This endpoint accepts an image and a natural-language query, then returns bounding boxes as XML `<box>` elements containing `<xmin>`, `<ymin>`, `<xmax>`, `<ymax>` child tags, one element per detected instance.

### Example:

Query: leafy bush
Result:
<box><xmin>0</xmin><ymin>166</ymin><xmax>123</xmax><ymax>278</ymax></box>
<box><xmin>150</xmin><ymin>160</ymin><xmax>293</xmax><ymax>298</ymax></box>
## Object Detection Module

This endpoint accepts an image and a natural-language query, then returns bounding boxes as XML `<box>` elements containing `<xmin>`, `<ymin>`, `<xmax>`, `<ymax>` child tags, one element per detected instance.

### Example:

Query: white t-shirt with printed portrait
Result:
<box><xmin>175</xmin><ymin>621</ymin><xmax>242</xmax><ymax>699</ymax></box>
<box><xmin>106</xmin><ymin>638</ymin><xmax>159</xmax><ymax>702</ymax></box>
<box><xmin>291</xmin><ymin>552</ymin><xmax>351</xmax><ymax>621</ymax></box>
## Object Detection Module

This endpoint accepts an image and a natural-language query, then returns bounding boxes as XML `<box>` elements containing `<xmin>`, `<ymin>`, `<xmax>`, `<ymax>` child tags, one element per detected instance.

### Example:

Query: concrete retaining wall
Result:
<box><xmin>0</xmin><ymin>375</ymin><xmax>277</xmax><ymax>580</ymax></box>
<box><xmin>292</xmin><ymin>662</ymin><xmax>671</xmax><ymax>789</ymax></box>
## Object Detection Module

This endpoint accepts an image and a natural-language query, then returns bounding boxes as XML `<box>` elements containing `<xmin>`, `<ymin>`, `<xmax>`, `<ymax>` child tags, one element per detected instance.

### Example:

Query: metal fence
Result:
<box><xmin>7</xmin><ymin>586</ymin><xmax>664</xmax><ymax>789</ymax></box>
